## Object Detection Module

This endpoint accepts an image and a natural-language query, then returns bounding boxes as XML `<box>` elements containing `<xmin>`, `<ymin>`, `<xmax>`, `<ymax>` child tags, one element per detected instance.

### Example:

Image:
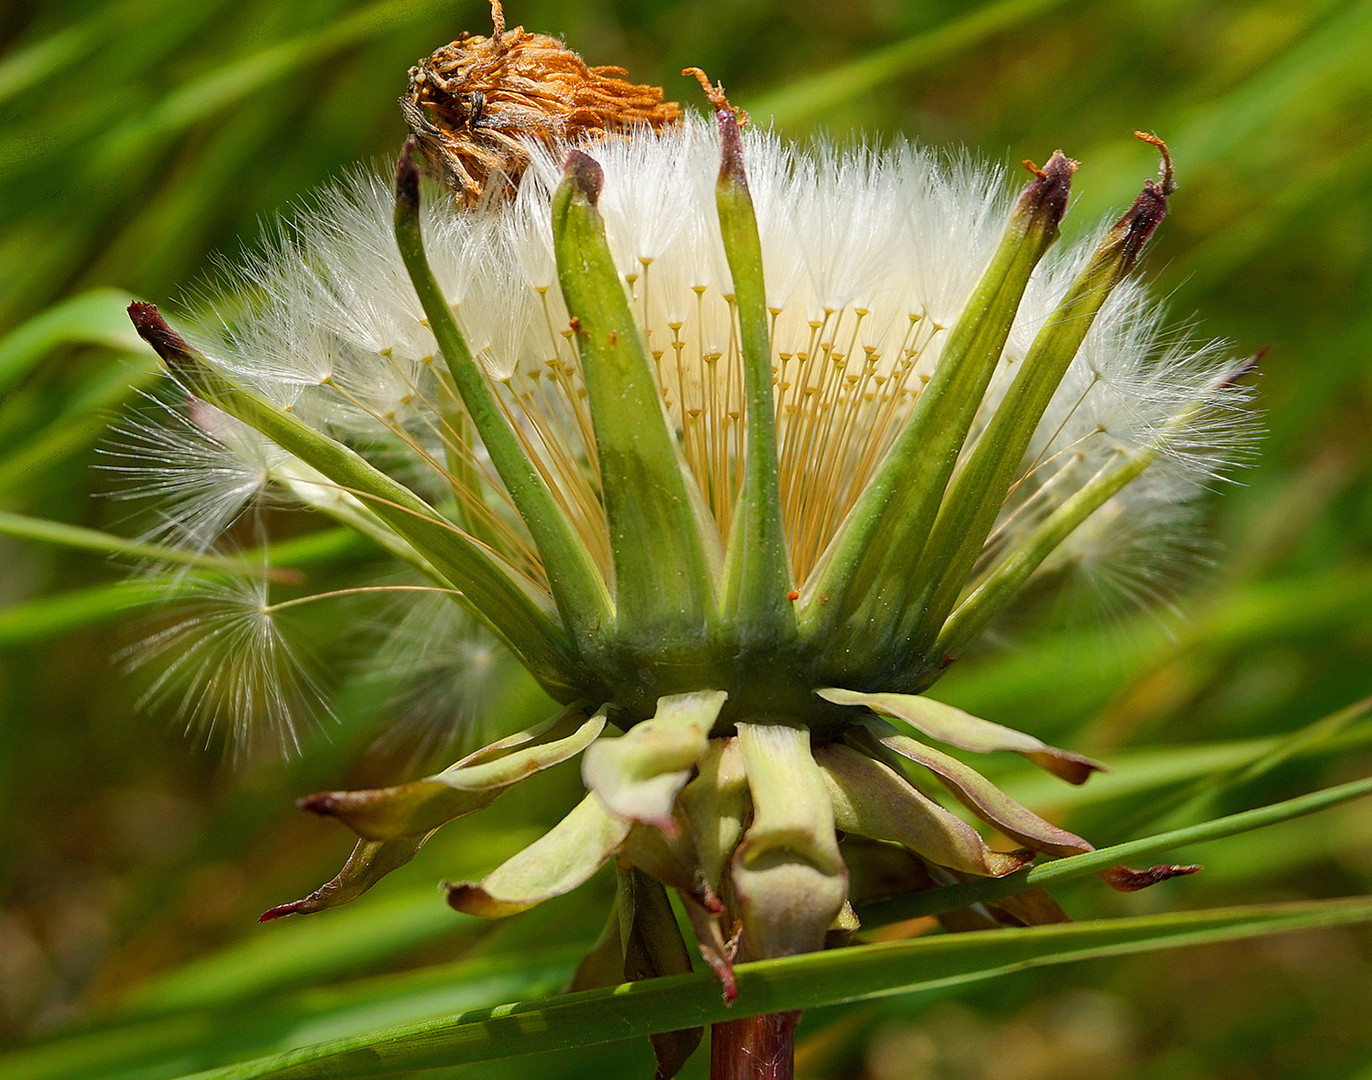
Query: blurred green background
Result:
<box><xmin>1</xmin><ymin>0</ymin><xmax>1370</xmax><ymax>1077</ymax></box>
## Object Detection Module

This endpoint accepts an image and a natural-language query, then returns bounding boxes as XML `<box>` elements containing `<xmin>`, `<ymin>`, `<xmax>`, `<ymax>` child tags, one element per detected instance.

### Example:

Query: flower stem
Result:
<box><xmin>710</xmin><ymin>1011</ymin><xmax>801</xmax><ymax>1080</ymax></box>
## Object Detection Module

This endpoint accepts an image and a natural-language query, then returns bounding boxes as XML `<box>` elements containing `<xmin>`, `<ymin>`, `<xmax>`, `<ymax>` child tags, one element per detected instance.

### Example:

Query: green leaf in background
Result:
<box><xmin>3</xmin><ymin>2</ymin><xmax>1372</xmax><ymax>1079</ymax></box>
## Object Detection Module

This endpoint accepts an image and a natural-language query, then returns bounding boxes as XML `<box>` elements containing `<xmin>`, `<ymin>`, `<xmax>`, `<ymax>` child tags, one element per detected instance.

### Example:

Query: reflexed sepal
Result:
<box><xmin>568</xmin><ymin>865</ymin><xmax>703</xmax><ymax>1079</ymax></box>
<box><xmin>853</xmin><ymin>716</ymin><xmax>1093</xmax><ymax>856</ymax></box>
<box><xmin>616</xmin><ymin>866</ymin><xmax>702</xmax><ymax>1080</ymax></box>
<box><xmin>733</xmin><ymin>723</ymin><xmax>847</xmax><ymax>959</ymax></box>
<box><xmin>581</xmin><ymin>690</ymin><xmax>727</xmax><ymax>832</ymax></box>
<box><xmin>676</xmin><ymin>736</ymin><xmax>748</xmax><ymax>999</ymax></box>
<box><xmin>840</xmin><ymin>836</ymin><xmax>1066</xmax><ymax>932</ymax></box>
<box><xmin>445</xmin><ymin>792</ymin><xmax>631</xmax><ymax>917</ymax></box>
<box><xmin>819</xmin><ymin>687</ymin><xmax>1104</xmax><ymax>784</ymax></box>
<box><xmin>259</xmin><ymin>833</ymin><xmax>432</xmax><ymax>920</ymax></box>
<box><xmin>816</xmin><ymin>744</ymin><xmax>1030</xmax><ymax>877</ymax></box>
<box><xmin>299</xmin><ymin>706</ymin><xmax>606</xmax><ymax>841</ymax></box>
<box><xmin>986</xmin><ymin>888</ymin><xmax>1071</xmax><ymax>926</ymax></box>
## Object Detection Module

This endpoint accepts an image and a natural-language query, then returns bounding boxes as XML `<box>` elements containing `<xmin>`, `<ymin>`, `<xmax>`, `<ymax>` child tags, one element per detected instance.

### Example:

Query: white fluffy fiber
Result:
<box><xmin>134</xmin><ymin>114</ymin><xmax>1255</xmax><ymax>650</ymax></box>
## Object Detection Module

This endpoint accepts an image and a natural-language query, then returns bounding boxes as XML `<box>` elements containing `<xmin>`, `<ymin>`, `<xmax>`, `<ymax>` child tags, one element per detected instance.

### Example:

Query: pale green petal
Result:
<box><xmin>258</xmin><ymin>833</ymin><xmax>432</xmax><ymax>920</ymax></box>
<box><xmin>300</xmin><ymin>706</ymin><xmax>606</xmax><ymax>841</ymax></box>
<box><xmin>677</xmin><ymin>736</ymin><xmax>750</xmax><ymax>896</ymax></box>
<box><xmin>445</xmin><ymin>793</ymin><xmax>631</xmax><ymax>918</ymax></box>
<box><xmin>619</xmin><ymin>823</ymin><xmax>701</xmax><ymax>898</ymax></box>
<box><xmin>733</xmin><ymin>723</ymin><xmax>847</xmax><ymax>959</ymax></box>
<box><xmin>854</xmin><ymin>716</ymin><xmax>1093</xmax><ymax>856</ymax></box>
<box><xmin>816</xmin><ymin>743</ymin><xmax>1030</xmax><ymax>877</ymax></box>
<box><xmin>818</xmin><ymin>687</ymin><xmax>1103</xmax><ymax>783</ymax></box>
<box><xmin>581</xmin><ymin>691</ymin><xmax>727</xmax><ymax>830</ymax></box>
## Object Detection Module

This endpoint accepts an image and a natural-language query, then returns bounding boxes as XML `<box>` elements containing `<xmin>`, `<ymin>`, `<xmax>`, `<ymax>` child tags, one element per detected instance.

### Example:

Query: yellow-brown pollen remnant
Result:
<box><xmin>402</xmin><ymin>0</ymin><xmax>681</xmax><ymax>204</ymax></box>
<box><xmin>682</xmin><ymin>66</ymin><xmax>749</xmax><ymax>127</ymax></box>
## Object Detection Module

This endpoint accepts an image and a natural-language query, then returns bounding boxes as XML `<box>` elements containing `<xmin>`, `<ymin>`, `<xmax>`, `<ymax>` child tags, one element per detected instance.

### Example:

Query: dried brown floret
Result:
<box><xmin>402</xmin><ymin>1</ymin><xmax>681</xmax><ymax>204</ymax></box>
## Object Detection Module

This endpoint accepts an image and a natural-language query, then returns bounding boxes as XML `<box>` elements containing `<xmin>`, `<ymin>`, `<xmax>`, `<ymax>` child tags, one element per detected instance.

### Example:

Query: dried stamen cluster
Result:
<box><xmin>403</xmin><ymin>0</ymin><xmax>681</xmax><ymax>203</ymax></box>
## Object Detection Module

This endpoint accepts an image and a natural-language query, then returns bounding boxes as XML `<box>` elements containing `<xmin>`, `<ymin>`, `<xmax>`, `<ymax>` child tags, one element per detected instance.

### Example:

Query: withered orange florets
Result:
<box><xmin>402</xmin><ymin>1</ymin><xmax>681</xmax><ymax>204</ymax></box>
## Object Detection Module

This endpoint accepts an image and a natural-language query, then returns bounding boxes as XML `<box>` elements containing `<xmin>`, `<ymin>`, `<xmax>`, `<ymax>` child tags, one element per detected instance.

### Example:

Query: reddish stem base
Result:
<box><xmin>709</xmin><ymin>1011</ymin><xmax>801</xmax><ymax>1080</ymax></box>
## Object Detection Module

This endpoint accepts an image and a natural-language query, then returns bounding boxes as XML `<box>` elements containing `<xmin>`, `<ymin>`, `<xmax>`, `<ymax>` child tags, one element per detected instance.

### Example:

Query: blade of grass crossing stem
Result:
<box><xmin>159</xmin><ymin>899</ymin><xmax>1372</xmax><ymax>1079</ymax></box>
<box><xmin>859</xmin><ymin>772</ymin><xmax>1372</xmax><ymax>924</ymax></box>
<box><xmin>0</xmin><ymin>948</ymin><xmax>585</xmax><ymax>1080</ymax></box>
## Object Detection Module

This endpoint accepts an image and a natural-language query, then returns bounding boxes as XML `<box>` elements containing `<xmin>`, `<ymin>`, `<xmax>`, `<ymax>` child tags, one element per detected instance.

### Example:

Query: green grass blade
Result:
<box><xmin>1126</xmin><ymin>693</ymin><xmax>1372</xmax><ymax>836</ymax></box>
<box><xmin>859</xmin><ymin>772</ymin><xmax>1372</xmax><ymax>925</ymax></box>
<box><xmin>0</xmin><ymin>288</ymin><xmax>141</xmax><ymax>393</ymax></box>
<box><xmin>984</xmin><ymin>723</ymin><xmax>1372</xmax><ymax>817</ymax></box>
<box><xmin>84</xmin><ymin>0</ymin><xmax>434</xmax><ymax>172</ymax></box>
<box><xmin>1</xmin><ymin>945</ymin><xmax>584</xmax><ymax>1080</ymax></box>
<box><xmin>0</xmin><ymin>529</ymin><xmax>362</xmax><ymax>645</ymax></box>
<box><xmin>0</xmin><ymin>580</ymin><xmax>169</xmax><ymax>645</ymax></box>
<box><xmin>1070</xmin><ymin>0</ymin><xmax>1372</xmax><ymax>221</ymax></box>
<box><xmin>0</xmin><ymin>510</ymin><xmax>300</xmax><ymax>580</ymax></box>
<box><xmin>152</xmin><ymin>897</ymin><xmax>1372</xmax><ymax>1079</ymax></box>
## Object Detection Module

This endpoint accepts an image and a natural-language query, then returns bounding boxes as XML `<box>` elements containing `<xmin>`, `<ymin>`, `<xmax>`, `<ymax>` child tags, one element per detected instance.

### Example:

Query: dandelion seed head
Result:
<box><xmin>122</xmin><ymin>576</ymin><xmax>329</xmax><ymax>762</ymax></box>
<box><xmin>102</xmin><ymin>389</ymin><xmax>285</xmax><ymax>553</ymax></box>
<box><xmin>125</xmin><ymin>115</ymin><xmax>1255</xmax><ymax>752</ymax></box>
<box><xmin>116</xmin><ymin>15</ymin><xmax>1265</xmax><ymax>978</ymax></box>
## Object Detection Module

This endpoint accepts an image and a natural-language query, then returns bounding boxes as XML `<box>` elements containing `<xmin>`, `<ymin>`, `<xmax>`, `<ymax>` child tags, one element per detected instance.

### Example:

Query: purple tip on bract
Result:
<box><xmin>396</xmin><ymin>136</ymin><xmax>421</xmax><ymax>211</ymax></box>
<box><xmin>1102</xmin><ymin>133</ymin><xmax>1179</xmax><ymax>273</ymax></box>
<box><xmin>297</xmin><ymin>792</ymin><xmax>342</xmax><ymax>817</ymax></box>
<box><xmin>128</xmin><ymin>301</ymin><xmax>192</xmax><ymax>365</ymax></box>
<box><xmin>1113</xmin><ymin>182</ymin><xmax>1169</xmax><ymax>271</ymax></box>
<box><xmin>1099</xmin><ymin>864</ymin><xmax>1201</xmax><ymax>892</ymax></box>
<box><xmin>1018</xmin><ymin>150</ymin><xmax>1077</xmax><ymax>230</ymax></box>
<box><xmin>258</xmin><ymin>900</ymin><xmax>305</xmax><ymax>922</ymax></box>
<box><xmin>1218</xmin><ymin>349</ymin><xmax>1265</xmax><ymax>388</ymax></box>
<box><xmin>564</xmin><ymin>150</ymin><xmax>604</xmax><ymax>205</ymax></box>
<box><xmin>717</xmin><ymin>108</ymin><xmax>748</xmax><ymax>189</ymax></box>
